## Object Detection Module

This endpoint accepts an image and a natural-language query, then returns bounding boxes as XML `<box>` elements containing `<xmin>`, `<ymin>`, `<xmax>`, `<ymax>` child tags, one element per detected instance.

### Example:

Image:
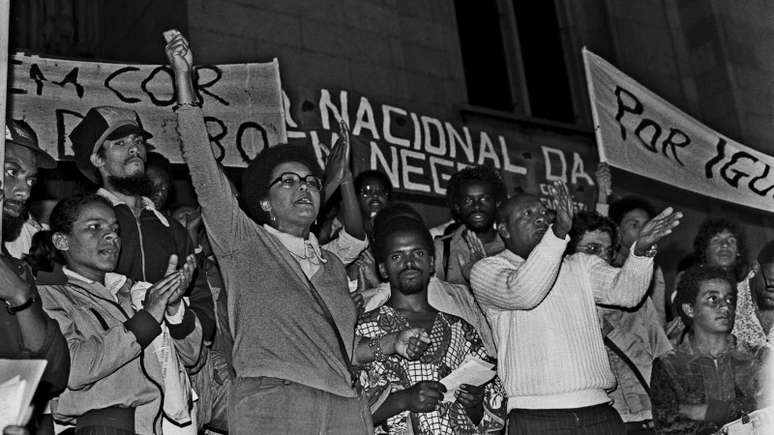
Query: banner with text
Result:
<box><xmin>584</xmin><ymin>48</ymin><xmax>774</xmax><ymax>212</ymax></box>
<box><xmin>284</xmin><ymin>88</ymin><xmax>598</xmax><ymax>206</ymax></box>
<box><xmin>9</xmin><ymin>53</ymin><xmax>286</xmax><ymax>167</ymax></box>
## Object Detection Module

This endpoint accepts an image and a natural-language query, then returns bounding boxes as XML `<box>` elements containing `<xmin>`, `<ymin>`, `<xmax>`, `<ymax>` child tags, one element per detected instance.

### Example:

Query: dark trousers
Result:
<box><xmin>228</xmin><ymin>376</ymin><xmax>373</xmax><ymax>435</ymax></box>
<box><xmin>508</xmin><ymin>403</ymin><xmax>626</xmax><ymax>434</ymax></box>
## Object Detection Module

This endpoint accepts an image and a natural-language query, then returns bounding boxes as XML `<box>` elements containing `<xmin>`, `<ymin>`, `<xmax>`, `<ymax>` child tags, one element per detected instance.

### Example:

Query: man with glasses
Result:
<box><xmin>567</xmin><ymin>211</ymin><xmax>671</xmax><ymax>434</ymax></box>
<box><xmin>434</xmin><ymin>165</ymin><xmax>507</xmax><ymax>285</ymax></box>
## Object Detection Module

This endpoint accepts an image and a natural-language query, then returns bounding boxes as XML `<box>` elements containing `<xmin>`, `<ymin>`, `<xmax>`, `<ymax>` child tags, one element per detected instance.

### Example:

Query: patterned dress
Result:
<box><xmin>357</xmin><ymin>305</ymin><xmax>505</xmax><ymax>434</ymax></box>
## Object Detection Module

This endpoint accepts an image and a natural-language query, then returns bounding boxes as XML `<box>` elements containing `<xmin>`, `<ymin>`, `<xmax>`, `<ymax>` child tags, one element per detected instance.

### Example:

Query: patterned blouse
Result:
<box><xmin>356</xmin><ymin>305</ymin><xmax>506</xmax><ymax>434</ymax></box>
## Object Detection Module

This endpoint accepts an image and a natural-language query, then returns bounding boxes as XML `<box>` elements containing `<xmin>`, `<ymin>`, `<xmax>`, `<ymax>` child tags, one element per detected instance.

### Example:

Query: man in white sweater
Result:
<box><xmin>469</xmin><ymin>181</ymin><xmax>682</xmax><ymax>434</ymax></box>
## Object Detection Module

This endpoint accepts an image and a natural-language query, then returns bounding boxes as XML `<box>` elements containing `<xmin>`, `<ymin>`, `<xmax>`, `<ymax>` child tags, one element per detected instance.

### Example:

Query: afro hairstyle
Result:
<box><xmin>241</xmin><ymin>144</ymin><xmax>323</xmax><ymax>224</ymax></box>
<box><xmin>446</xmin><ymin>165</ymin><xmax>507</xmax><ymax>212</ymax></box>
<box><xmin>692</xmin><ymin>217</ymin><xmax>749</xmax><ymax>282</ymax></box>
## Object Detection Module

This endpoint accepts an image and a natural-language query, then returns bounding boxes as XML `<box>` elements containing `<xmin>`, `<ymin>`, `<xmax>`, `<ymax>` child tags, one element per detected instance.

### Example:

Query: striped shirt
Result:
<box><xmin>469</xmin><ymin>228</ymin><xmax>654</xmax><ymax>410</ymax></box>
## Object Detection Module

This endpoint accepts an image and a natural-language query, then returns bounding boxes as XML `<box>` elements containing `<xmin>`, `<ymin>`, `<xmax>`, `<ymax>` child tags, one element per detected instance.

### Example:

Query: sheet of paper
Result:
<box><xmin>361</xmin><ymin>287</ymin><xmax>389</xmax><ymax>312</ymax></box>
<box><xmin>720</xmin><ymin>406</ymin><xmax>774</xmax><ymax>435</ymax></box>
<box><xmin>0</xmin><ymin>375</ymin><xmax>25</xmax><ymax>428</ymax></box>
<box><xmin>439</xmin><ymin>355</ymin><xmax>496</xmax><ymax>402</ymax></box>
<box><xmin>0</xmin><ymin>359</ymin><xmax>48</xmax><ymax>426</ymax></box>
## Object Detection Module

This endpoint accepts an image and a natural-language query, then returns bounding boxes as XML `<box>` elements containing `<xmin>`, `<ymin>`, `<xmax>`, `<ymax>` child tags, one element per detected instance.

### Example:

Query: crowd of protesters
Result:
<box><xmin>0</xmin><ymin>30</ymin><xmax>771</xmax><ymax>435</ymax></box>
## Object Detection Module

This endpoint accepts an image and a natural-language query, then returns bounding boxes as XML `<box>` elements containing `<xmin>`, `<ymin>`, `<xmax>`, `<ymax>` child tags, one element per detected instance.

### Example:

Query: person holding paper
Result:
<box><xmin>33</xmin><ymin>194</ymin><xmax>202</xmax><ymax>435</ymax></box>
<box><xmin>0</xmin><ymin>119</ymin><xmax>69</xmax><ymax>435</ymax></box>
<box><xmin>470</xmin><ymin>183</ymin><xmax>682</xmax><ymax>434</ymax></box>
<box><xmin>651</xmin><ymin>265</ymin><xmax>760</xmax><ymax>434</ymax></box>
<box><xmin>357</xmin><ymin>204</ymin><xmax>505</xmax><ymax>434</ymax></box>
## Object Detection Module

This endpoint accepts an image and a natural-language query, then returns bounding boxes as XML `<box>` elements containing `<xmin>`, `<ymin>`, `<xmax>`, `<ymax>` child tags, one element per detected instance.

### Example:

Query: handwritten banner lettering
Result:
<box><xmin>285</xmin><ymin>88</ymin><xmax>597</xmax><ymax>205</ymax></box>
<box><xmin>9</xmin><ymin>53</ymin><xmax>286</xmax><ymax>167</ymax></box>
<box><xmin>584</xmin><ymin>48</ymin><xmax>774</xmax><ymax>212</ymax></box>
<box><xmin>9</xmin><ymin>52</ymin><xmax>598</xmax><ymax>205</ymax></box>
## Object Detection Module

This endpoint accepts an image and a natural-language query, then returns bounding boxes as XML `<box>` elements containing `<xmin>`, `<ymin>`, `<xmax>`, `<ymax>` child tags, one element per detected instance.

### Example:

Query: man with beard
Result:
<box><xmin>1</xmin><ymin>118</ymin><xmax>69</xmax><ymax>434</ymax></box>
<box><xmin>69</xmin><ymin>106</ymin><xmax>215</xmax><ymax>343</ymax></box>
<box><xmin>434</xmin><ymin>165</ymin><xmax>507</xmax><ymax>285</ymax></box>
<box><xmin>3</xmin><ymin>120</ymin><xmax>54</xmax><ymax>259</ymax></box>
<box><xmin>470</xmin><ymin>182</ymin><xmax>683</xmax><ymax>434</ymax></box>
<box><xmin>357</xmin><ymin>204</ymin><xmax>505</xmax><ymax>433</ymax></box>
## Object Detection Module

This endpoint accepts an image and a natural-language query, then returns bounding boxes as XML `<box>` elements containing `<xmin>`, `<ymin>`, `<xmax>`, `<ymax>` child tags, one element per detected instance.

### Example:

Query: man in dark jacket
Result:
<box><xmin>69</xmin><ymin>107</ymin><xmax>215</xmax><ymax>344</ymax></box>
<box><xmin>0</xmin><ymin>119</ymin><xmax>69</xmax><ymax>434</ymax></box>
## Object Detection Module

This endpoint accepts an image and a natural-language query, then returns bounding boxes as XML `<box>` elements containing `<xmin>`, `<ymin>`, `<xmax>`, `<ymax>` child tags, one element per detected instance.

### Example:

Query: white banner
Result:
<box><xmin>583</xmin><ymin>47</ymin><xmax>774</xmax><ymax>212</ymax></box>
<box><xmin>9</xmin><ymin>53</ymin><xmax>286</xmax><ymax>167</ymax></box>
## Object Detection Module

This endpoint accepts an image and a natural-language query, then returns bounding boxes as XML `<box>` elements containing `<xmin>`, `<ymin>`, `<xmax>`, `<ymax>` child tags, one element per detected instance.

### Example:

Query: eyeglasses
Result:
<box><xmin>760</xmin><ymin>269</ymin><xmax>774</xmax><ymax>291</ymax></box>
<box><xmin>267</xmin><ymin>172</ymin><xmax>323</xmax><ymax>191</ymax></box>
<box><xmin>359</xmin><ymin>185</ymin><xmax>389</xmax><ymax>197</ymax></box>
<box><xmin>575</xmin><ymin>243</ymin><xmax>614</xmax><ymax>260</ymax></box>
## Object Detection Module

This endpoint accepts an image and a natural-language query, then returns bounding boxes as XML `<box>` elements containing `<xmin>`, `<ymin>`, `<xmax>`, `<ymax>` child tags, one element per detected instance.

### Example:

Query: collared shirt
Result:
<box><xmin>361</xmin><ymin>277</ymin><xmax>497</xmax><ymax>357</ymax></box>
<box><xmin>263</xmin><ymin>224</ymin><xmax>367</xmax><ymax>279</ymax></box>
<box><xmin>434</xmin><ymin>226</ymin><xmax>504</xmax><ymax>286</ymax></box>
<box><xmin>599</xmin><ymin>297</ymin><xmax>672</xmax><ymax>422</ymax></box>
<box><xmin>62</xmin><ymin>267</ymin><xmax>185</xmax><ymax>324</ymax></box>
<box><xmin>96</xmin><ymin>188</ymin><xmax>169</xmax><ymax>227</ymax></box>
<box><xmin>651</xmin><ymin>335</ymin><xmax>759</xmax><ymax>434</ymax></box>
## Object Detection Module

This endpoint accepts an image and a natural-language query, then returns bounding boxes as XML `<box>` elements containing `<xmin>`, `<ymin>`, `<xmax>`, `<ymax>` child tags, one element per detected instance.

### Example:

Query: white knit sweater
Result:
<box><xmin>470</xmin><ymin>228</ymin><xmax>653</xmax><ymax>410</ymax></box>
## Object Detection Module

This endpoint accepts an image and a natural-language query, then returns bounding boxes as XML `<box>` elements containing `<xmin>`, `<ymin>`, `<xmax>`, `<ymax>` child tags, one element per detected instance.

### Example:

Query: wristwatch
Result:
<box><xmin>4</xmin><ymin>294</ymin><xmax>37</xmax><ymax>315</ymax></box>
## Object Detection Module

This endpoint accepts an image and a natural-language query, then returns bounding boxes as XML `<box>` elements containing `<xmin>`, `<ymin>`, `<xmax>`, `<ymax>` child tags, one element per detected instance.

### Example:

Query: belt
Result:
<box><xmin>624</xmin><ymin>419</ymin><xmax>654</xmax><ymax>433</ymax></box>
<box><xmin>76</xmin><ymin>406</ymin><xmax>135</xmax><ymax>432</ymax></box>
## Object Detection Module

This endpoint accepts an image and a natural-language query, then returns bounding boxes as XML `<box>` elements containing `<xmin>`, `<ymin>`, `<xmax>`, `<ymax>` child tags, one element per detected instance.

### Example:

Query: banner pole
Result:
<box><xmin>0</xmin><ymin>0</ymin><xmax>10</xmax><ymax>244</ymax></box>
<box><xmin>581</xmin><ymin>47</ymin><xmax>607</xmax><ymax>163</ymax></box>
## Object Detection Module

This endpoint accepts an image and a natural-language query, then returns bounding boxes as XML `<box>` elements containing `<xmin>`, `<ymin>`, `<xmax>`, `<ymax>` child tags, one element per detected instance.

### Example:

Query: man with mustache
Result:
<box><xmin>357</xmin><ymin>204</ymin><xmax>505</xmax><ymax>433</ymax></box>
<box><xmin>434</xmin><ymin>165</ymin><xmax>507</xmax><ymax>285</ymax></box>
<box><xmin>1</xmin><ymin>119</ymin><xmax>69</xmax><ymax>434</ymax></box>
<box><xmin>70</xmin><ymin>107</ymin><xmax>221</xmax><ymax>426</ymax></box>
<box><xmin>470</xmin><ymin>181</ymin><xmax>683</xmax><ymax>434</ymax></box>
<box><xmin>70</xmin><ymin>106</ymin><xmax>213</xmax><ymax>340</ymax></box>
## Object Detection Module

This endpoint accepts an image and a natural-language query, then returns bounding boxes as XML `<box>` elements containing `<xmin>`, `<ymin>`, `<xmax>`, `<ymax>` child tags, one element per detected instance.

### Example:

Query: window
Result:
<box><xmin>454</xmin><ymin>0</ymin><xmax>513</xmax><ymax>112</ymax></box>
<box><xmin>513</xmin><ymin>0</ymin><xmax>574</xmax><ymax>123</ymax></box>
<box><xmin>454</xmin><ymin>0</ymin><xmax>576</xmax><ymax>124</ymax></box>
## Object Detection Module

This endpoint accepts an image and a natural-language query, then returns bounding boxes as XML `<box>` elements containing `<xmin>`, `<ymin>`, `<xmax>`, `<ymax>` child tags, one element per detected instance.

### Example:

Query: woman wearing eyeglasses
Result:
<box><xmin>567</xmin><ymin>211</ymin><xmax>671</xmax><ymax>434</ymax></box>
<box><xmin>165</xmin><ymin>32</ymin><xmax>431</xmax><ymax>434</ymax></box>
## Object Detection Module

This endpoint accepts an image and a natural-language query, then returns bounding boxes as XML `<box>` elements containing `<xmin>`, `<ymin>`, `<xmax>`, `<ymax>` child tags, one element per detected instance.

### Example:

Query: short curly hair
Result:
<box><xmin>609</xmin><ymin>196</ymin><xmax>656</xmax><ymax>226</ymax></box>
<box><xmin>240</xmin><ymin>144</ymin><xmax>323</xmax><ymax>224</ymax></box>
<box><xmin>372</xmin><ymin>203</ymin><xmax>432</xmax><ymax>263</ymax></box>
<box><xmin>692</xmin><ymin>217</ymin><xmax>749</xmax><ymax>282</ymax></box>
<box><xmin>446</xmin><ymin>165</ymin><xmax>507</xmax><ymax>212</ymax></box>
<box><xmin>566</xmin><ymin>211</ymin><xmax>619</xmax><ymax>257</ymax></box>
<box><xmin>674</xmin><ymin>265</ymin><xmax>736</xmax><ymax>330</ymax></box>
